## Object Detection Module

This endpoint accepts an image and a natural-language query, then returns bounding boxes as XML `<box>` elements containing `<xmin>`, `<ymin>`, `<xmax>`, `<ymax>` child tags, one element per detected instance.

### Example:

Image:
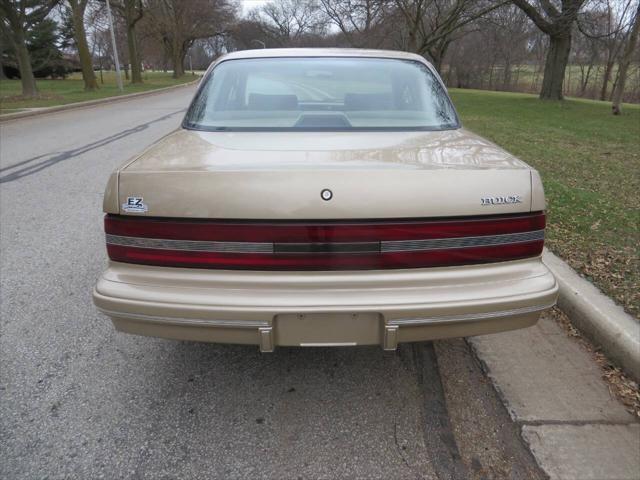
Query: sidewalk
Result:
<box><xmin>470</xmin><ymin>313</ymin><xmax>640</xmax><ymax>480</ymax></box>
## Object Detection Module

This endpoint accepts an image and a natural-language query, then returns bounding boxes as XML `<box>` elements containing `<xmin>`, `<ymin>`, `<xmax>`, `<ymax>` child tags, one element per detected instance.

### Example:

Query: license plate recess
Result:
<box><xmin>275</xmin><ymin>313</ymin><xmax>382</xmax><ymax>347</ymax></box>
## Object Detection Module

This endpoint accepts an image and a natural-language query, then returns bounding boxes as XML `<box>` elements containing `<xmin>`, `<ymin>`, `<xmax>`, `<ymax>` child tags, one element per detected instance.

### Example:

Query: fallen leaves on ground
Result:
<box><xmin>551</xmin><ymin>307</ymin><xmax>639</xmax><ymax>418</ymax></box>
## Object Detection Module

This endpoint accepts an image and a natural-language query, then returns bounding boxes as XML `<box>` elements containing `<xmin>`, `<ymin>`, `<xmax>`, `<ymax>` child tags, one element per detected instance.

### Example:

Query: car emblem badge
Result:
<box><xmin>481</xmin><ymin>195</ymin><xmax>522</xmax><ymax>206</ymax></box>
<box><xmin>321</xmin><ymin>189</ymin><xmax>333</xmax><ymax>201</ymax></box>
<box><xmin>122</xmin><ymin>196</ymin><xmax>148</xmax><ymax>213</ymax></box>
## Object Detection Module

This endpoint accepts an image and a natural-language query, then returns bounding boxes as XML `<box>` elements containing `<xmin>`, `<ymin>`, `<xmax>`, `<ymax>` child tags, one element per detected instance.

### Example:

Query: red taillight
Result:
<box><xmin>105</xmin><ymin>213</ymin><xmax>545</xmax><ymax>271</ymax></box>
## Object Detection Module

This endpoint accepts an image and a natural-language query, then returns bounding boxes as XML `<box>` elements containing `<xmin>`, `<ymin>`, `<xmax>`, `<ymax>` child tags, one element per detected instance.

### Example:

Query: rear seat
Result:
<box><xmin>248</xmin><ymin>93</ymin><xmax>299</xmax><ymax>110</ymax></box>
<box><xmin>344</xmin><ymin>93</ymin><xmax>394</xmax><ymax>110</ymax></box>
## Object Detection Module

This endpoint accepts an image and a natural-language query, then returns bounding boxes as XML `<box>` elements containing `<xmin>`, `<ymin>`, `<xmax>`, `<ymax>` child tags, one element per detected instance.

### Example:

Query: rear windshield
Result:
<box><xmin>183</xmin><ymin>57</ymin><xmax>459</xmax><ymax>131</ymax></box>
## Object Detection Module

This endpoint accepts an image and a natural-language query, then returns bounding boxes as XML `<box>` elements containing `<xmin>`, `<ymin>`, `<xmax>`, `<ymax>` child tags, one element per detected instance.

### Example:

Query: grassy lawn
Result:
<box><xmin>0</xmin><ymin>71</ymin><xmax>198</xmax><ymax>114</ymax></box>
<box><xmin>462</xmin><ymin>63</ymin><xmax>640</xmax><ymax>99</ymax></box>
<box><xmin>449</xmin><ymin>89</ymin><xmax>640</xmax><ymax>318</ymax></box>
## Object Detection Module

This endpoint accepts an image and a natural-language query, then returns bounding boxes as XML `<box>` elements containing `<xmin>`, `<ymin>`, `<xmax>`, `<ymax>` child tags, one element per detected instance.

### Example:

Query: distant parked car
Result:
<box><xmin>93</xmin><ymin>48</ymin><xmax>558</xmax><ymax>352</ymax></box>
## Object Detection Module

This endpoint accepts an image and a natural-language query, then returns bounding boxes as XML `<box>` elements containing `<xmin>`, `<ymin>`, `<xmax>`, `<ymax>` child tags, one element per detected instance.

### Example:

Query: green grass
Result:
<box><xmin>449</xmin><ymin>88</ymin><xmax>640</xmax><ymax>318</ymax></box>
<box><xmin>0</xmin><ymin>71</ymin><xmax>198</xmax><ymax>113</ymax></box>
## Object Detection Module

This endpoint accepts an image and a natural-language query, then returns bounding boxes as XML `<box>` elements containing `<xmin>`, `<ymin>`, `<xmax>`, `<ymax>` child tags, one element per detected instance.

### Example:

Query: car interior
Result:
<box><xmin>186</xmin><ymin>58</ymin><xmax>458</xmax><ymax>129</ymax></box>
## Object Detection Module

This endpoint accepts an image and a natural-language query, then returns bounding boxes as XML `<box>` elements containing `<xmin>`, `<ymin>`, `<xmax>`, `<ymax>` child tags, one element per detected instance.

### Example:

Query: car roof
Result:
<box><xmin>207</xmin><ymin>48</ymin><xmax>432</xmax><ymax>73</ymax></box>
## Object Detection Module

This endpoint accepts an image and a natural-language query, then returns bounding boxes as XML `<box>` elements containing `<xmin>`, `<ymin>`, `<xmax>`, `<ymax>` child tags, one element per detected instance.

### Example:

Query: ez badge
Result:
<box><xmin>122</xmin><ymin>196</ymin><xmax>148</xmax><ymax>213</ymax></box>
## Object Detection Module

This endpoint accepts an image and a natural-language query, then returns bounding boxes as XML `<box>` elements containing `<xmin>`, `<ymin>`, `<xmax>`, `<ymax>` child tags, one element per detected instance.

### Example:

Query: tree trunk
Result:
<box><xmin>540</xmin><ymin>34</ymin><xmax>572</xmax><ymax>100</ymax></box>
<box><xmin>71</xmin><ymin>7</ymin><xmax>98</xmax><ymax>91</ymax></box>
<box><xmin>127</xmin><ymin>23</ymin><xmax>143</xmax><ymax>83</ymax></box>
<box><xmin>488</xmin><ymin>62</ymin><xmax>494</xmax><ymax>89</ymax></box>
<box><xmin>172</xmin><ymin>46</ymin><xmax>185</xmax><ymax>78</ymax></box>
<box><xmin>13</xmin><ymin>28</ymin><xmax>38</xmax><ymax>97</ymax></box>
<box><xmin>428</xmin><ymin>40</ymin><xmax>449</xmax><ymax>74</ymax></box>
<box><xmin>503</xmin><ymin>58</ymin><xmax>512</xmax><ymax>91</ymax></box>
<box><xmin>580</xmin><ymin>62</ymin><xmax>593</xmax><ymax>96</ymax></box>
<box><xmin>431</xmin><ymin>50</ymin><xmax>444</xmax><ymax>73</ymax></box>
<box><xmin>599</xmin><ymin>59</ymin><xmax>614</xmax><ymax>101</ymax></box>
<box><xmin>612</xmin><ymin>7</ymin><xmax>640</xmax><ymax>115</ymax></box>
<box><xmin>609</xmin><ymin>69</ymin><xmax>620</xmax><ymax>101</ymax></box>
<box><xmin>407</xmin><ymin>25</ymin><xmax>418</xmax><ymax>53</ymax></box>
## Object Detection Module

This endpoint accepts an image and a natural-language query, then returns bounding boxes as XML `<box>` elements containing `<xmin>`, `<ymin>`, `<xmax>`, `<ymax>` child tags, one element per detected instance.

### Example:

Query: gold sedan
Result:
<box><xmin>93</xmin><ymin>48</ymin><xmax>558</xmax><ymax>352</ymax></box>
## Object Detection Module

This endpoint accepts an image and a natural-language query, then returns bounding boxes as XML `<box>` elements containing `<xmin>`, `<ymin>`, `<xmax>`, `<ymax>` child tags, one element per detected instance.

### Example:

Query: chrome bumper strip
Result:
<box><xmin>387</xmin><ymin>302</ymin><xmax>555</xmax><ymax>326</ymax></box>
<box><xmin>97</xmin><ymin>307</ymin><xmax>270</xmax><ymax>328</ymax></box>
<box><xmin>98</xmin><ymin>302</ymin><xmax>554</xmax><ymax>329</ymax></box>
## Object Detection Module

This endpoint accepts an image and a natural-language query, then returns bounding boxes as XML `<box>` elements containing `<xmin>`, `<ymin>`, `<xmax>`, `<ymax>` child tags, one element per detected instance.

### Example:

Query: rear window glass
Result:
<box><xmin>183</xmin><ymin>57</ymin><xmax>459</xmax><ymax>131</ymax></box>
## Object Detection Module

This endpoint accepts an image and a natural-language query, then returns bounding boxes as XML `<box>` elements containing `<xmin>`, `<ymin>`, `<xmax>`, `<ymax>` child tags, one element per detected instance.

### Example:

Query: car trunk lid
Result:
<box><xmin>116</xmin><ymin>128</ymin><xmax>534</xmax><ymax>219</ymax></box>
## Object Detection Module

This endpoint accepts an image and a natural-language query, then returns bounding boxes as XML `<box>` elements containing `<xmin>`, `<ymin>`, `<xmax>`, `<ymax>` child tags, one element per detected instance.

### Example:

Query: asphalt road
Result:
<box><xmin>0</xmin><ymin>87</ymin><xmax>543</xmax><ymax>479</ymax></box>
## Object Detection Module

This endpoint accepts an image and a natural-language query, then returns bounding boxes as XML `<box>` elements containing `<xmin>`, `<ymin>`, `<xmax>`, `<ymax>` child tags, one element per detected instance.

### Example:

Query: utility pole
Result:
<box><xmin>106</xmin><ymin>0</ymin><xmax>124</xmax><ymax>91</ymax></box>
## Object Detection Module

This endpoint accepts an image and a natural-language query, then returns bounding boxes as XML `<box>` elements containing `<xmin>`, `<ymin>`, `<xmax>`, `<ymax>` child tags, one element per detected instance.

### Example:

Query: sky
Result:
<box><xmin>241</xmin><ymin>0</ymin><xmax>270</xmax><ymax>16</ymax></box>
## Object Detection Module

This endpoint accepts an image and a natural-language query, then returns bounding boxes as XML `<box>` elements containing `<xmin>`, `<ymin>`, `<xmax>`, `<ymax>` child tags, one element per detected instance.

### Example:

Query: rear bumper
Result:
<box><xmin>93</xmin><ymin>257</ymin><xmax>558</xmax><ymax>350</ymax></box>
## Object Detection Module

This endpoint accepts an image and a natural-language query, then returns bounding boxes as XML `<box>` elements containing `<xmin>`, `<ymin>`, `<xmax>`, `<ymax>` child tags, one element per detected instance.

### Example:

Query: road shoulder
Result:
<box><xmin>0</xmin><ymin>79</ymin><xmax>199</xmax><ymax>123</ymax></box>
<box><xmin>435</xmin><ymin>338</ymin><xmax>546</xmax><ymax>480</ymax></box>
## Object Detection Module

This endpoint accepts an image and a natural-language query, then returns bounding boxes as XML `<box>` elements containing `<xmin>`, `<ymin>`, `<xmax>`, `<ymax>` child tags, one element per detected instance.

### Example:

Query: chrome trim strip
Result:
<box><xmin>97</xmin><ymin>307</ymin><xmax>270</xmax><ymax>328</ymax></box>
<box><xmin>299</xmin><ymin>342</ymin><xmax>358</xmax><ymax>347</ymax></box>
<box><xmin>380</xmin><ymin>230</ymin><xmax>544</xmax><ymax>253</ymax></box>
<box><xmin>106</xmin><ymin>234</ymin><xmax>273</xmax><ymax>254</ymax></box>
<box><xmin>99</xmin><ymin>302</ymin><xmax>555</xmax><ymax>330</ymax></box>
<box><xmin>274</xmin><ymin>241</ymin><xmax>379</xmax><ymax>254</ymax></box>
<box><xmin>387</xmin><ymin>302</ymin><xmax>555</xmax><ymax>326</ymax></box>
<box><xmin>106</xmin><ymin>230</ymin><xmax>543</xmax><ymax>255</ymax></box>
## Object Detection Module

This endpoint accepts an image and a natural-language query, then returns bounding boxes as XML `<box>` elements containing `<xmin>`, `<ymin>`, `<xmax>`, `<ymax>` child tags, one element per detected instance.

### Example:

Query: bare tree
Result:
<box><xmin>572</xmin><ymin>23</ymin><xmax>601</xmax><ymax>96</ymax></box>
<box><xmin>444</xmin><ymin>4</ymin><xmax>531</xmax><ymax>91</ymax></box>
<box><xmin>228</xmin><ymin>17</ymin><xmax>272</xmax><ymax>49</ymax></box>
<box><xmin>446</xmin><ymin>29</ymin><xmax>493</xmax><ymax>88</ymax></box>
<box><xmin>259</xmin><ymin>0</ymin><xmax>328</xmax><ymax>45</ymax></box>
<box><xmin>511</xmin><ymin>0</ymin><xmax>587</xmax><ymax>100</ymax></box>
<box><xmin>599</xmin><ymin>1</ymin><xmax>631</xmax><ymax>99</ymax></box>
<box><xmin>576</xmin><ymin>0</ymin><xmax>636</xmax><ymax>100</ymax></box>
<box><xmin>392</xmin><ymin>0</ymin><xmax>508</xmax><ymax>71</ymax></box>
<box><xmin>483</xmin><ymin>4</ymin><xmax>531</xmax><ymax>90</ymax></box>
<box><xmin>146</xmin><ymin>0</ymin><xmax>236</xmax><ymax>78</ymax></box>
<box><xmin>319</xmin><ymin>0</ymin><xmax>387</xmax><ymax>47</ymax></box>
<box><xmin>612</xmin><ymin>3</ymin><xmax>640</xmax><ymax>114</ymax></box>
<box><xmin>67</xmin><ymin>0</ymin><xmax>99</xmax><ymax>90</ymax></box>
<box><xmin>97</xmin><ymin>0</ymin><xmax>144</xmax><ymax>83</ymax></box>
<box><xmin>0</xmin><ymin>0</ymin><xmax>59</xmax><ymax>97</ymax></box>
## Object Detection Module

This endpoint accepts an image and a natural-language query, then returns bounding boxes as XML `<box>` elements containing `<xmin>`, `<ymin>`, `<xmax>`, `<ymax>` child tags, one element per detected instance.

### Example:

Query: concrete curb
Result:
<box><xmin>543</xmin><ymin>249</ymin><xmax>640</xmax><ymax>381</ymax></box>
<box><xmin>0</xmin><ymin>78</ymin><xmax>199</xmax><ymax>123</ymax></box>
